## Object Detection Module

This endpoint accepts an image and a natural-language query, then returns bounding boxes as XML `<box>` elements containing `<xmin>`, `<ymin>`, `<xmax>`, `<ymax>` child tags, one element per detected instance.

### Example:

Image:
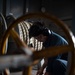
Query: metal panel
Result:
<box><xmin>6</xmin><ymin>0</ymin><xmax>24</xmax><ymax>18</ymax></box>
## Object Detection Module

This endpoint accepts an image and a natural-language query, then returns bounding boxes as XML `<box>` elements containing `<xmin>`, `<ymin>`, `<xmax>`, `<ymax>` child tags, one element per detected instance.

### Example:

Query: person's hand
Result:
<box><xmin>36</xmin><ymin>69</ymin><xmax>43</xmax><ymax>75</ymax></box>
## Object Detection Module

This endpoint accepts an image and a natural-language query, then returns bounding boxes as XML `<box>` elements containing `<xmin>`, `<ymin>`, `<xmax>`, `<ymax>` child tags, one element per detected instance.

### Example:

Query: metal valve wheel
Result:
<box><xmin>1</xmin><ymin>13</ymin><xmax>75</xmax><ymax>75</ymax></box>
<box><xmin>0</xmin><ymin>13</ymin><xmax>8</xmax><ymax>54</ymax></box>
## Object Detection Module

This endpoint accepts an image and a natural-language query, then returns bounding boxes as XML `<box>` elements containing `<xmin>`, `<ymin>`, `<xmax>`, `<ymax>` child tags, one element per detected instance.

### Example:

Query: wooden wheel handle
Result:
<box><xmin>1</xmin><ymin>13</ymin><xmax>75</xmax><ymax>75</ymax></box>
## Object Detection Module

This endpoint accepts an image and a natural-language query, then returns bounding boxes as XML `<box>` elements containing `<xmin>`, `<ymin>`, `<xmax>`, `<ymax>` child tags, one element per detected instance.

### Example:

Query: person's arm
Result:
<box><xmin>36</xmin><ymin>58</ymin><xmax>48</xmax><ymax>75</ymax></box>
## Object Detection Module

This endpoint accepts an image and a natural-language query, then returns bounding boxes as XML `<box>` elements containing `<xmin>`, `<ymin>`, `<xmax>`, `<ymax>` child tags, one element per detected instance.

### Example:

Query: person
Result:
<box><xmin>29</xmin><ymin>21</ymin><xmax>68</xmax><ymax>75</ymax></box>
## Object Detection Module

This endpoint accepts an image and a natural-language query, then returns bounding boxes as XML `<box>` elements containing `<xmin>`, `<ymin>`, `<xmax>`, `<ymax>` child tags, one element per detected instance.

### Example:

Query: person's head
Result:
<box><xmin>29</xmin><ymin>21</ymin><xmax>50</xmax><ymax>42</ymax></box>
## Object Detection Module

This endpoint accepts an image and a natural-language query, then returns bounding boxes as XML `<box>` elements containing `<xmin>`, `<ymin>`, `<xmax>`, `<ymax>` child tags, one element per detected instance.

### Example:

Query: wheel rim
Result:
<box><xmin>1</xmin><ymin>13</ymin><xmax>75</xmax><ymax>75</ymax></box>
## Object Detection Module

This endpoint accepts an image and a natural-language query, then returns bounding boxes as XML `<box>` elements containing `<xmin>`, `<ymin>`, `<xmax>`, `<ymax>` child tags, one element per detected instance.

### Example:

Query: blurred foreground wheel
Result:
<box><xmin>1</xmin><ymin>13</ymin><xmax>75</xmax><ymax>75</ymax></box>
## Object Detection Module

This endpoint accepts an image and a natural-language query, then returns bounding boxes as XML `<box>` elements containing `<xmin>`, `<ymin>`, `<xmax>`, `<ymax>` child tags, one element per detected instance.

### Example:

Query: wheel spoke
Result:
<box><xmin>10</xmin><ymin>29</ymin><xmax>27</xmax><ymax>48</ymax></box>
<box><xmin>32</xmin><ymin>45</ymin><xmax>73</xmax><ymax>60</ymax></box>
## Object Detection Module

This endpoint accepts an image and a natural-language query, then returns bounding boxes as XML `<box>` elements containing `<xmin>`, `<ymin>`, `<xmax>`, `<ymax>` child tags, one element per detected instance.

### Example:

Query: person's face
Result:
<box><xmin>34</xmin><ymin>34</ymin><xmax>47</xmax><ymax>42</ymax></box>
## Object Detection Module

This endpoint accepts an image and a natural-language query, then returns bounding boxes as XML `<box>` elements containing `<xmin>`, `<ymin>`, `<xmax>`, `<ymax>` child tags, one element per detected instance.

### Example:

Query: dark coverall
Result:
<box><xmin>43</xmin><ymin>31</ymin><xmax>68</xmax><ymax>75</ymax></box>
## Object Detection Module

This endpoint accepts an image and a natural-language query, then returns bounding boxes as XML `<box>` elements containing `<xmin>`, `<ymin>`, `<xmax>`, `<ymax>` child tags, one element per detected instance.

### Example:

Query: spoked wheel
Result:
<box><xmin>0</xmin><ymin>13</ymin><xmax>8</xmax><ymax>54</ymax></box>
<box><xmin>1</xmin><ymin>13</ymin><xmax>75</xmax><ymax>75</ymax></box>
<box><xmin>0</xmin><ymin>13</ymin><xmax>9</xmax><ymax>75</ymax></box>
